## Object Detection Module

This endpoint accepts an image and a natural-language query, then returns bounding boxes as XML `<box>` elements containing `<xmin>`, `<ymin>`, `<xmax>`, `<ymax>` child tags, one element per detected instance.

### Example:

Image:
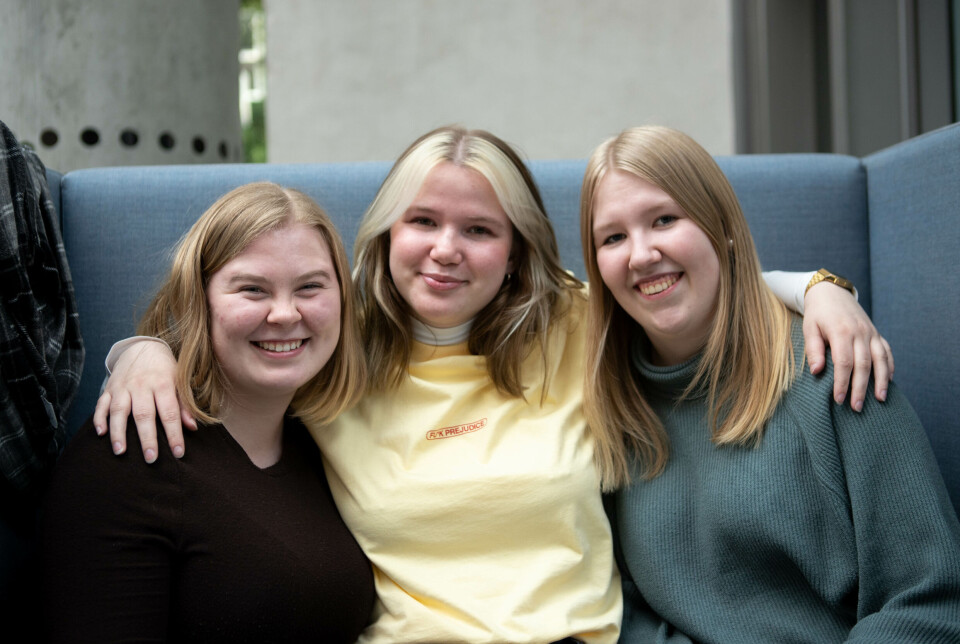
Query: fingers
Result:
<box><xmin>829</xmin><ymin>338</ymin><xmax>854</xmax><ymax>408</ymax></box>
<box><xmin>846</xmin><ymin>335</ymin><xmax>873</xmax><ymax>412</ymax></box>
<box><xmin>802</xmin><ymin>317</ymin><xmax>827</xmax><ymax>375</ymax></box>
<box><xmin>93</xmin><ymin>391</ymin><xmax>112</xmax><ymax>436</ymax></box>
<box><xmin>870</xmin><ymin>336</ymin><xmax>893</xmax><ymax>402</ymax></box>
<box><xmin>155</xmin><ymin>386</ymin><xmax>185</xmax><ymax>459</ymax></box>
<box><xmin>181</xmin><ymin>407</ymin><xmax>199</xmax><ymax>432</ymax></box>
<box><xmin>130</xmin><ymin>398</ymin><xmax>161</xmax><ymax>463</ymax></box>
<box><xmin>107</xmin><ymin>389</ymin><xmax>133</xmax><ymax>456</ymax></box>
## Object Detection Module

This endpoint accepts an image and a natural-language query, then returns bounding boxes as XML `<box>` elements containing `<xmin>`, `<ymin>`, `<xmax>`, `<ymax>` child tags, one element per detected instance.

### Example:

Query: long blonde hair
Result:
<box><xmin>353</xmin><ymin>125</ymin><xmax>583</xmax><ymax>398</ymax></box>
<box><xmin>580</xmin><ymin>126</ymin><xmax>795</xmax><ymax>490</ymax></box>
<box><xmin>138</xmin><ymin>182</ymin><xmax>366</xmax><ymax>428</ymax></box>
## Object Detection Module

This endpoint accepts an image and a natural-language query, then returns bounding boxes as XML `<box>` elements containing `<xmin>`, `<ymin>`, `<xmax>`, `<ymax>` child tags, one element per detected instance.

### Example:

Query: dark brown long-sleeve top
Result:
<box><xmin>41</xmin><ymin>415</ymin><xmax>374</xmax><ymax>643</ymax></box>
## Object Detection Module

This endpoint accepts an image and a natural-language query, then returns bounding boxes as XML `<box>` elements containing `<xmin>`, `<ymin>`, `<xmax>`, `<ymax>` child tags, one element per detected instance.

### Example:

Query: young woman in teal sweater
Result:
<box><xmin>580</xmin><ymin>125</ymin><xmax>960</xmax><ymax>643</ymax></box>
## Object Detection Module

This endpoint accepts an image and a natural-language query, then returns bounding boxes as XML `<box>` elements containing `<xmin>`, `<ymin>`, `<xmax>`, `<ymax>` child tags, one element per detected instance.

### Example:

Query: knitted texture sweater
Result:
<box><xmin>613</xmin><ymin>320</ymin><xmax>960</xmax><ymax>643</ymax></box>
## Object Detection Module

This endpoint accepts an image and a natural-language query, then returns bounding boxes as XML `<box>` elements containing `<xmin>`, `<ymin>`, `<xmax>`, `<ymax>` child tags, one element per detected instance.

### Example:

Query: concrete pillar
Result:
<box><xmin>2</xmin><ymin>0</ymin><xmax>242</xmax><ymax>171</ymax></box>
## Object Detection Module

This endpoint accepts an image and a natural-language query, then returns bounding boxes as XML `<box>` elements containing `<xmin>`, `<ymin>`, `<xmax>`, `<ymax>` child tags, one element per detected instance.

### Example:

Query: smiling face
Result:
<box><xmin>206</xmin><ymin>223</ymin><xmax>342</xmax><ymax>406</ymax></box>
<box><xmin>388</xmin><ymin>162</ymin><xmax>516</xmax><ymax>328</ymax></box>
<box><xmin>592</xmin><ymin>170</ymin><xmax>721</xmax><ymax>366</ymax></box>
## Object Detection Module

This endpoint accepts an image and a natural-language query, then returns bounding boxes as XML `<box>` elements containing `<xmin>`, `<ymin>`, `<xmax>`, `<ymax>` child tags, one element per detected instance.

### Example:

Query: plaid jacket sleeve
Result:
<box><xmin>0</xmin><ymin>120</ymin><xmax>84</xmax><ymax>498</ymax></box>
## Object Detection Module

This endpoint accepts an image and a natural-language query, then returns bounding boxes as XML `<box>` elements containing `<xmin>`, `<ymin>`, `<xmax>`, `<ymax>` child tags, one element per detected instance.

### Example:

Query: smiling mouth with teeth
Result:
<box><xmin>637</xmin><ymin>274</ymin><xmax>680</xmax><ymax>296</ymax></box>
<box><xmin>255</xmin><ymin>339</ymin><xmax>304</xmax><ymax>353</ymax></box>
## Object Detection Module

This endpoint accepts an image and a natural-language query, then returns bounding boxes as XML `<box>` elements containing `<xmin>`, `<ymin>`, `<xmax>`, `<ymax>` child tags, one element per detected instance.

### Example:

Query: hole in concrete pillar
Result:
<box><xmin>159</xmin><ymin>132</ymin><xmax>176</xmax><ymax>150</ymax></box>
<box><xmin>80</xmin><ymin>128</ymin><xmax>100</xmax><ymax>146</ymax></box>
<box><xmin>218</xmin><ymin>141</ymin><xmax>229</xmax><ymax>159</ymax></box>
<box><xmin>192</xmin><ymin>137</ymin><xmax>206</xmax><ymax>154</ymax></box>
<box><xmin>40</xmin><ymin>129</ymin><xmax>59</xmax><ymax>147</ymax></box>
<box><xmin>120</xmin><ymin>129</ymin><xmax>139</xmax><ymax>147</ymax></box>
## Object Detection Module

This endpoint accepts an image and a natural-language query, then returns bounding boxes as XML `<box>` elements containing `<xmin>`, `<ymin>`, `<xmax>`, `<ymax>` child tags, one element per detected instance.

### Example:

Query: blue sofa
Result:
<box><xmin>5</xmin><ymin>124</ymin><xmax>957</xmax><ymax>609</ymax></box>
<box><xmin>52</xmin><ymin>123</ymin><xmax>960</xmax><ymax>509</ymax></box>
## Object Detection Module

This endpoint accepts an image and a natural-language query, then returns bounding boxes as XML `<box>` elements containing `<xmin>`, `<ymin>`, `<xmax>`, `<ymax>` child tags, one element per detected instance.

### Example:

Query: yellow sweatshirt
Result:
<box><xmin>310</xmin><ymin>295</ymin><xmax>621</xmax><ymax>643</ymax></box>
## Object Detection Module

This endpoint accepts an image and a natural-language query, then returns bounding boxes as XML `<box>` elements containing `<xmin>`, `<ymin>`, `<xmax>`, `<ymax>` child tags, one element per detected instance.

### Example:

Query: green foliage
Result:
<box><xmin>242</xmin><ymin>100</ymin><xmax>266</xmax><ymax>163</ymax></box>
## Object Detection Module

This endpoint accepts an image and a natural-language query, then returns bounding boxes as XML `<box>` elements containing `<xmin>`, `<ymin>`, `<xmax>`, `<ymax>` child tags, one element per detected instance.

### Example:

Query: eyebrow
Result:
<box><xmin>226</xmin><ymin>269</ymin><xmax>334</xmax><ymax>284</ymax></box>
<box><xmin>405</xmin><ymin>205</ymin><xmax>510</xmax><ymax>229</ymax></box>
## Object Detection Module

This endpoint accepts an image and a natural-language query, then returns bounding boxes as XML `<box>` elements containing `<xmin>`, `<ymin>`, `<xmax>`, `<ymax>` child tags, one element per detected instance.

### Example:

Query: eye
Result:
<box><xmin>410</xmin><ymin>216</ymin><xmax>436</xmax><ymax>227</ymax></box>
<box><xmin>600</xmin><ymin>232</ymin><xmax>626</xmax><ymax>246</ymax></box>
<box><xmin>466</xmin><ymin>225</ymin><xmax>493</xmax><ymax>236</ymax></box>
<box><xmin>239</xmin><ymin>285</ymin><xmax>265</xmax><ymax>294</ymax></box>
<box><xmin>299</xmin><ymin>282</ymin><xmax>327</xmax><ymax>292</ymax></box>
<box><xmin>654</xmin><ymin>214</ymin><xmax>678</xmax><ymax>227</ymax></box>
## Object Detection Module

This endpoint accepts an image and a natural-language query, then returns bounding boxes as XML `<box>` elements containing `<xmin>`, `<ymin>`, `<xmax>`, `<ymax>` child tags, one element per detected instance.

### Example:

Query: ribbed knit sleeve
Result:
<box><xmin>822</xmin><ymin>376</ymin><xmax>960</xmax><ymax>641</ymax></box>
<box><xmin>615</xmin><ymin>320</ymin><xmax>960</xmax><ymax>643</ymax></box>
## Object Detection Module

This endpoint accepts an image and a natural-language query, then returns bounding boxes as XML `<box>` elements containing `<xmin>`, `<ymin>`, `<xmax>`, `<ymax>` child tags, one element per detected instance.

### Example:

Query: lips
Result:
<box><xmin>635</xmin><ymin>273</ymin><xmax>681</xmax><ymax>296</ymax></box>
<box><xmin>421</xmin><ymin>272</ymin><xmax>465</xmax><ymax>291</ymax></box>
<box><xmin>255</xmin><ymin>339</ymin><xmax>304</xmax><ymax>353</ymax></box>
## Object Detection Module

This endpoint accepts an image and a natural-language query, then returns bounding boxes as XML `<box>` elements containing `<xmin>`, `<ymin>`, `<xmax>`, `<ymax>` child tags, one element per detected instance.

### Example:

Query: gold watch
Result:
<box><xmin>805</xmin><ymin>268</ymin><xmax>856</xmax><ymax>296</ymax></box>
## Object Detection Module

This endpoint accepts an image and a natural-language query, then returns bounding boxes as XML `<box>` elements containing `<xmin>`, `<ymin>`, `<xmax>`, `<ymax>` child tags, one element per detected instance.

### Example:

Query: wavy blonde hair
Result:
<box><xmin>137</xmin><ymin>182</ymin><xmax>366</xmax><ymax>428</ymax></box>
<box><xmin>580</xmin><ymin>126</ymin><xmax>796</xmax><ymax>490</ymax></box>
<box><xmin>353</xmin><ymin>125</ymin><xmax>583</xmax><ymax>398</ymax></box>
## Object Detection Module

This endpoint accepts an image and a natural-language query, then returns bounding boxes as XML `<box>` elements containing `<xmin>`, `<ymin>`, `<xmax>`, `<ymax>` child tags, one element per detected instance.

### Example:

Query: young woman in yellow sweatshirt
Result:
<box><xmin>93</xmin><ymin>126</ymin><xmax>892</xmax><ymax>643</ymax></box>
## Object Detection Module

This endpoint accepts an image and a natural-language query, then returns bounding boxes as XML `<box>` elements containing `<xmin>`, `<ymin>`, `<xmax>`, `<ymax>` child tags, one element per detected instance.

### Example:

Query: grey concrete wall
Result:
<box><xmin>2</xmin><ymin>0</ymin><xmax>242</xmax><ymax>171</ymax></box>
<box><xmin>266</xmin><ymin>0</ymin><xmax>737</xmax><ymax>162</ymax></box>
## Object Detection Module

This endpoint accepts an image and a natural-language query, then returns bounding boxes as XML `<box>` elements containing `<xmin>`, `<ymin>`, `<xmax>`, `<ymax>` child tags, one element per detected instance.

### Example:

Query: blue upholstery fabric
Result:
<box><xmin>864</xmin><ymin>123</ymin><xmax>960</xmax><ymax>503</ymax></box>
<box><xmin>719</xmin><ymin>155</ymin><xmax>871</xmax><ymax>313</ymax></box>
<box><xmin>60</xmin><ymin>162</ymin><xmax>391</xmax><ymax>433</ymax></box>
<box><xmin>50</xmin><ymin>127</ymin><xmax>959</xmax><ymax>515</ymax></box>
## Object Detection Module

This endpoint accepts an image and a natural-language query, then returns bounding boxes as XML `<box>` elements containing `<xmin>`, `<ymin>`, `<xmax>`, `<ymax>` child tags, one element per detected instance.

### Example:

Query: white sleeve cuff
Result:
<box><xmin>762</xmin><ymin>270</ymin><xmax>817</xmax><ymax>315</ymax></box>
<box><xmin>104</xmin><ymin>336</ymin><xmax>172</xmax><ymax>375</ymax></box>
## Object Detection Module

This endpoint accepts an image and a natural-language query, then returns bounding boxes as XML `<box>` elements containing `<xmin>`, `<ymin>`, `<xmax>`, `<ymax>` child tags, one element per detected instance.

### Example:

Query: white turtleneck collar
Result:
<box><xmin>410</xmin><ymin>318</ymin><xmax>473</xmax><ymax>346</ymax></box>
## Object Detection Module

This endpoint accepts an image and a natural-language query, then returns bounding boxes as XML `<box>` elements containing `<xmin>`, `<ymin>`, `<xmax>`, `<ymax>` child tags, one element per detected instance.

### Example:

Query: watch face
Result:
<box><xmin>826</xmin><ymin>274</ymin><xmax>853</xmax><ymax>291</ymax></box>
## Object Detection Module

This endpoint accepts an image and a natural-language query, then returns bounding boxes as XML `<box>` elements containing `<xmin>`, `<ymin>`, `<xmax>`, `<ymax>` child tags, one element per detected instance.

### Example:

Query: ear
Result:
<box><xmin>505</xmin><ymin>254</ymin><xmax>516</xmax><ymax>276</ymax></box>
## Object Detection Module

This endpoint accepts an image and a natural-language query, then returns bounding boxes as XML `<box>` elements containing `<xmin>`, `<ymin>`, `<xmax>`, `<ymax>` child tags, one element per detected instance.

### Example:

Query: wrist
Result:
<box><xmin>805</xmin><ymin>268</ymin><xmax>857</xmax><ymax>298</ymax></box>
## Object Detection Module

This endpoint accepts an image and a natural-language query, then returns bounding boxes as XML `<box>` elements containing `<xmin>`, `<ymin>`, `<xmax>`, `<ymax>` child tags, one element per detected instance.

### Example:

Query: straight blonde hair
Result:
<box><xmin>580</xmin><ymin>126</ymin><xmax>796</xmax><ymax>490</ymax></box>
<box><xmin>138</xmin><ymin>182</ymin><xmax>366</xmax><ymax>428</ymax></box>
<box><xmin>353</xmin><ymin>125</ymin><xmax>583</xmax><ymax>399</ymax></box>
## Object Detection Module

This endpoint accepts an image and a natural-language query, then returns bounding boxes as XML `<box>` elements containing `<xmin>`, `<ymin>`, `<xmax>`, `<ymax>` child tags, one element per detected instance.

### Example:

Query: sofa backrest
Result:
<box><xmin>59</xmin><ymin>156</ymin><xmax>872</xmax><ymax>436</ymax></box>
<box><xmin>864</xmin><ymin>124</ymin><xmax>960</xmax><ymax>503</ymax></box>
<box><xmin>54</xmin><ymin>126</ymin><xmax>960</xmax><ymax>511</ymax></box>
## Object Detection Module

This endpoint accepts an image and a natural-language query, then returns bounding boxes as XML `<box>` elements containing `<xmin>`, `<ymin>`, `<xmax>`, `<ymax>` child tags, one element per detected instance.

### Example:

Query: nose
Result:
<box><xmin>627</xmin><ymin>233</ymin><xmax>661</xmax><ymax>270</ymax></box>
<box><xmin>266</xmin><ymin>295</ymin><xmax>302</xmax><ymax>325</ymax></box>
<box><xmin>429</xmin><ymin>227</ymin><xmax>462</xmax><ymax>265</ymax></box>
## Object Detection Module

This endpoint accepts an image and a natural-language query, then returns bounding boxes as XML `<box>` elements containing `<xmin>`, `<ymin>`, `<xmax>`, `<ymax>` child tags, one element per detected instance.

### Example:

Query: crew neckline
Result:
<box><xmin>410</xmin><ymin>318</ymin><xmax>473</xmax><ymax>345</ymax></box>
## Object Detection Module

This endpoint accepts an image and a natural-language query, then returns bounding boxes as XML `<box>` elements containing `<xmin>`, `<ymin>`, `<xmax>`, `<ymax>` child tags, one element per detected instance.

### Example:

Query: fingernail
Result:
<box><xmin>173</xmin><ymin>445</ymin><xmax>184</xmax><ymax>458</ymax></box>
<box><xmin>853</xmin><ymin>399</ymin><xmax>863</xmax><ymax>412</ymax></box>
<box><xmin>879</xmin><ymin>389</ymin><xmax>887</xmax><ymax>401</ymax></box>
<box><xmin>112</xmin><ymin>442</ymin><xmax>124</xmax><ymax>455</ymax></box>
<box><xmin>835</xmin><ymin>392</ymin><xmax>846</xmax><ymax>405</ymax></box>
<box><xmin>95</xmin><ymin>424</ymin><xmax>105</xmax><ymax>436</ymax></box>
<box><xmin>145</xmin><ymin>449</ymin><xmax>157</xmax><ymax>464</ymax></box>
<box><xmin>809</xmin><ymin>361</ymin><xmax>821</xmax><ymax>373</ymax></box>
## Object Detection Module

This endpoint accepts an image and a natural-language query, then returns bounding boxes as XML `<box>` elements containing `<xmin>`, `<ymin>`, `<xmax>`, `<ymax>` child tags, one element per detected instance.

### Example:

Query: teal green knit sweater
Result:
<box><xmin>613</xmin><ymin>321</ymin><xmax>960</xmax><ymax>643</ymax></box>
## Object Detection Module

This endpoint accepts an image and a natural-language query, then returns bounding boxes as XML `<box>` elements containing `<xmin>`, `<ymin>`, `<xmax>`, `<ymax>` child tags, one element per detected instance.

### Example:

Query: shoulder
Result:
<box><xmin>43</xmin><ymin>416</ymin><xmax>184</xmax><ymax>536</ymax></box>
<box><xmin>49</xmin><ymin>416</ymin><xmax>182</xmax><ymax>497</ymax></box>
<box><xmin>778</xmin><ymin>322</ymin><xmax>930</xmax><ymax>486</ymax></box>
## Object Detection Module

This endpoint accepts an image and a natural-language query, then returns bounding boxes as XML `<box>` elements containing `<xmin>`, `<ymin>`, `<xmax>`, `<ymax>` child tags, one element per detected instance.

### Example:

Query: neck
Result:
<box><xmin>411</xmin><ymin>317</ymin><xmax>473</xmax><ymax>345</ymax></box>
<box><xmin>218</xmin><ymin>394</ymin><xmax>291</xmax><ymax>469</ymax></box>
